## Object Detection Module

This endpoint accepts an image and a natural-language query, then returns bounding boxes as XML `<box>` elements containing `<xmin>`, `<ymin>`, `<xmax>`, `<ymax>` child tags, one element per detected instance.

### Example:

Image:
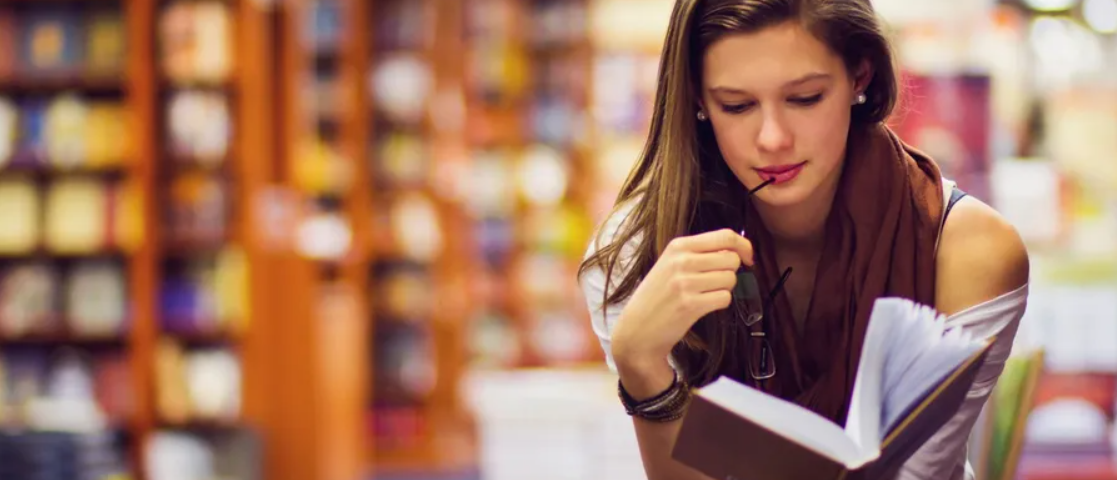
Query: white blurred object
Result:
<box><xmin>1084</xmin><ymin>0</ymin><xmax>1117</xmax><ymax>33</ymax></box>
<box><xmin>391</xmin><ymin>192</ymin><xmax>444</xmax><ymax>262</ymax></box>
<box><xmin>871</xmin><ymin>0</ymin><xmax>995</xmax><ymax>26</ymax></box>
<box><xmin>1025</xmin><ymin>398</ymin><xmax>1109</xmax><ymax>444</ymax></box>
<box><xmin>146</xmin><ymin>432</ymin><xmax>216</xmax><ymax>480</ymax></box>
<box><xmin>28</xmin><ymin>351</ymin><xmax>108</xmax><ymax>433</ymax></box>
<box><xmin>530</xmin><ymin>312</ymin><xmax>589</xmax><ymax>364</ymax></box>
<box><xmin>44</xmin><ymin>95</ymin><xmax>88</xmax><ymax>170</ymax></box>
<box><xmin>589</xmin><ymin>0</ymin><xmax>673</xmax><ymax>50</ymax></box>
<box><xmin>1023</xmin><ymin>0</ymin><xmax>1080</xmax><ymax>11</ymax></box>
<box><xmin>1029</xmin><ymin>286</ymin><xmax>1117</xmax><ymax>373</ymax></box>
<box><xmin>467</xmin><ymin>151</ymin><xmax>516</xmax><ymax>218</ymax></box>
<box><xmin>187</xmin><ymin>349</ymin><xmax>241</xmax><ymax>420</ymax></box>
<box><xmin>1045</xmin><ymin>87</ymin><xmax>1117</xmax><ymax>190</ymax></box>
<box><xmin>517</xmin><ymin>145</ymin><xmax>568</xmax><ymax>208</ymax></box>
<box><xmin>990</xmin><ymin>159</ymin><xmax>1062</xmax><ymax>245</ymax></box>
<box><xmin>464</xmin><ymin>368</ymin><xmax>646</xmax><ymax>480</ymax></box>
<box><xmin>370</xmin><ymin>54</ymin><xmax>433</xmax><ymax>125</ymax></box>
<box><xmin>295</xmin><ymin>211</ymin><xmax>352</xmax><ymax>260</ymax></box>
<box><xmin>1029</xmin><ymin>17</ymin><xmax>1107</xmax><ymax>90</ymax></box>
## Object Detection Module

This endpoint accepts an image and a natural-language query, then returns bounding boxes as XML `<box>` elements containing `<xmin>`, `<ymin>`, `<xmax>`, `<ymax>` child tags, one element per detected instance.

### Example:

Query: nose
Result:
<box><xmin>756</xmin><ymin>110</ymin><xmax>792</xmax><ymax>153</ymax></box>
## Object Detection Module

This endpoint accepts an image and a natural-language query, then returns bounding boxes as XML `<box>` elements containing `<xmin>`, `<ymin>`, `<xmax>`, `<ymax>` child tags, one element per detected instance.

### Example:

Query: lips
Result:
<box><xmin>754</xmin><ymin>161</ymin><xmax>807</xmax><ymax>185</ymax></box>
<box><xmin>755</xmin><ymin>162</ymin><xmax>807</xmax><ymax>175</ymax></box>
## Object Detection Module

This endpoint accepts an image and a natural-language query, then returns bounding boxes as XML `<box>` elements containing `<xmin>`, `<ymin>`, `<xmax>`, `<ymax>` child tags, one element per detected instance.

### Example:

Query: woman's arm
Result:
<box><xmin>579</xmin><ymin>223</ymin><xmax>751</xmax><ymax>480</ymax></box>
<box><xmin>899</xmin><ymin>197</ymin><xmax>1031</xmax><ymax>480</ymax></box>
<box><xmin>616</xmin><ymin>358</ymin><xmax>715</xmax><ymax>480</ymax></box>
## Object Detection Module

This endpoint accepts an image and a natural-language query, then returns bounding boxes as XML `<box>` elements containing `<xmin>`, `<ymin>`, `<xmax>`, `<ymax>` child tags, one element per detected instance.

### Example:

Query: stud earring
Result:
<box><xmin>854</xmin><ymin>93</ymin><xmax>867</xmax><ymax>105</ymax></box>
<box><xmin>697</xmin><ymin>111</ymin><xmax>708</xmax><ymax>121</ymax></box>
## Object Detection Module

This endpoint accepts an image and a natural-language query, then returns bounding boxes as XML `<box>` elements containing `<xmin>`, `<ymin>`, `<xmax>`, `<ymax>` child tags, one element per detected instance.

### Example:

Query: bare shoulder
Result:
<box><xmin>935</xmin><ymin>195</ymin><xmax>1031</xmax><ymax>316</ymax></box>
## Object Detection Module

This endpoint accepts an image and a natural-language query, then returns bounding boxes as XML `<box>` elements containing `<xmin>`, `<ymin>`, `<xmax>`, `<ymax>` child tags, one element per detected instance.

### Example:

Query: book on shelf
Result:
<box><xmin>18</xmin><ymin>10</ymin><xmax>85</xmax><ymax>76</ymax></box>
<box><xmin>672</xmin><ymin>297</ymin><xmax>995</xmax><ymax>480</ymax></box>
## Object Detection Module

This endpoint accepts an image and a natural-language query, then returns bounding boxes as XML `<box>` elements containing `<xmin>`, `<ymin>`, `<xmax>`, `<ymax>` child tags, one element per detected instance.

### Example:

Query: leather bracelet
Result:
<box><xmin>618</xmin><ymin>369</ymin><xmax>691</xmax><ymax>423</ymax></box>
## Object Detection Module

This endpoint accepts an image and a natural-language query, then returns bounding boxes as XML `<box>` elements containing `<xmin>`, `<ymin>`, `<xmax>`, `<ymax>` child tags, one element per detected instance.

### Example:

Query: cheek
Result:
<box><xmin>797</xmin><ymin>102</ymin><xmax>852</xmax><ymax>167</ymax></box>
<box><xmin>709</xmin><ymin>118</ymin><xmax>757</xmax><ymax>167</ymax></box>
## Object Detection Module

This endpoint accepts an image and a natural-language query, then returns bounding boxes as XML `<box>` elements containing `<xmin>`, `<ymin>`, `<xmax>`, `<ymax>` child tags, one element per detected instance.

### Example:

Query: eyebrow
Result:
<box><xmin>709</xmin><ymin>73</ymin><xmax>833</xmax><ymax>95</ymax></box>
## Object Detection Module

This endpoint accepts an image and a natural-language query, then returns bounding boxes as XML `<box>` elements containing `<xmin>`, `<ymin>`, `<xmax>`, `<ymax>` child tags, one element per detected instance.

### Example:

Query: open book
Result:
<box><xmin>672</xmin><ymin>298</ymin><xmax>995</xmax><ymax>480</ymax></box>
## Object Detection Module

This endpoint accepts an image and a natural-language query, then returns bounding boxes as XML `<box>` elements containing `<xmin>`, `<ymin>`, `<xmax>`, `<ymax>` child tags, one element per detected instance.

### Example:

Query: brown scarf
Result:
<box><xmin>739</xmin><ymin>124</ymin><xmax>945</xmax><ymax>426</ymax></box>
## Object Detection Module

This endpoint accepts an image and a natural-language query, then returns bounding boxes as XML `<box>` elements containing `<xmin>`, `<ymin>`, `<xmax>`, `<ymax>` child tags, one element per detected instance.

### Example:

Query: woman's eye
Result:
<box><xmin>720</xmin><ymin>102</ymin><xmax>756</xmax><ymax>114</ymax></box>
<box><xmin>789</xmin><ymin>94</ymin><xmax>823</xmax><ymax>106</ymax></box>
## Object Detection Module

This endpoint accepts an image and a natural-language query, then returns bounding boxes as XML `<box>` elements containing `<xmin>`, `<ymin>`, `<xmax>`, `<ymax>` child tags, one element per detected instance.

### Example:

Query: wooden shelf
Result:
<box><xmin>0</xmin><ymin>248</ymin><xmax>126</xmax><ymax>261</ymax></box>
<box><xmin>162</xmin><ymin>238</ymin><xmax>234</xmax><ymax>256</ymax></box>
<box><xmin>157</xmin><ymin>417</ymin><xmax>244</xmax><ymax>432</ymax></box>
<box><xmin>161</xmin><ymin>157</ymin><xmax>232</xmax><ymax>175</ymax></box>
<box><xmin>0</xmin><ymin>331</ymin><xmax>128</xmax><ymax>347</ymax></box>
<box><xmin>0</xmin><ymin>0</ymin><xmax>122</xmax><ymax>4</ymax></box>
<box><xmin>0</xmin><ymin>74</ymin><xmax>125</xmax><ymax>94</ymax></box>
<box><xmin>159</xmin><ymin>75</ymin><xmax>236</xmax><ymax>91</ymax></box>
<box><xmin>161</xmin><ymin>328</ymin><xmax>242</xmax><ymax>345</ymax></box>
<box><xmin>0</xmin><ymin>165</ymin><xmax>129</xmax><ymax>180</ymax></box>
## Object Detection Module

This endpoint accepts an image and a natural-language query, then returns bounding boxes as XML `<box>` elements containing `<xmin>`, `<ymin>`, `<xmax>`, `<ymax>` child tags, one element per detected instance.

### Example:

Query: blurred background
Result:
<box><xmin>0</xmin><ymin>0</ymin><xmax>1113</xmax><ymax>479</ymax></box>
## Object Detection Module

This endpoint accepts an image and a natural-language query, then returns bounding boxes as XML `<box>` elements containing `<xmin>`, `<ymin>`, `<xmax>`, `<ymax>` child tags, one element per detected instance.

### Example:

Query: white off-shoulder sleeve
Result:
<box><xmin>578</xmin><ymin>202</ymin><xmax>641</xmax><ymax>373</ymax></box>
<box><xmin>898</xmin><ymin>283</ymin><xmax>1030</xmax><ymax>480</ymax></box>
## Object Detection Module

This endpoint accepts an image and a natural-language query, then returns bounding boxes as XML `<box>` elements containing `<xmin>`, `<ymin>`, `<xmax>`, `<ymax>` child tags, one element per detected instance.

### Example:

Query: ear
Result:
<box><xmin>852</xmin><ymin>59</ymin><xmax>874</xmax><ymax>94</ymax></box>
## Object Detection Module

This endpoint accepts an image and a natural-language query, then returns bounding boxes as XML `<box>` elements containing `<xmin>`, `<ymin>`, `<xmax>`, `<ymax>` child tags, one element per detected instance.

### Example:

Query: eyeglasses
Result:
<box><xmin>732</xmin><ymin>178</ymin><xmax>792</xmax><ymax>382</ymax></box>
<box><xmin>735</xmin><ymin>266</ymin><xmax>791</xmax><ymax>381</ymax></box>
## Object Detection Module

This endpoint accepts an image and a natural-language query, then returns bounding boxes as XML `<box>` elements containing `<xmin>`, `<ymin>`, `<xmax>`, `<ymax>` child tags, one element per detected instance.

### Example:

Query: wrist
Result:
<box><xmin>615</xmin><ymin>354</ymin><xmax>676</xmax><ymax>401</ymax></box>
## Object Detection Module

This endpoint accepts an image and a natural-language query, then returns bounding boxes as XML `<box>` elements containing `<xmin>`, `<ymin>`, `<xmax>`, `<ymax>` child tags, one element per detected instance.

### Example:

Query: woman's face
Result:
<box><xmin>700</xmin><ymin>21</ymin><xmax>866</xmax><ymax>208</ymax></box>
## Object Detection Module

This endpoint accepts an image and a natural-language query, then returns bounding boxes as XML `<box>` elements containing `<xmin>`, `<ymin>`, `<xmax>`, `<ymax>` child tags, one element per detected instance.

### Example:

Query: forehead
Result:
<box><xmin>701</xmin><ymin>21</ymin><xmax>846</xmax><ymax>89</ymax></box>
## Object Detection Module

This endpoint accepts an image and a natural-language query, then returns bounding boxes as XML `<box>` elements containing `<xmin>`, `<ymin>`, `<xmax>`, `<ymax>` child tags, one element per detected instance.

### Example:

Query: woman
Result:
<box><xmin>577</xmin><ymin>0</ymin><xmax>1030</xmax><ymax>479</ymax></box>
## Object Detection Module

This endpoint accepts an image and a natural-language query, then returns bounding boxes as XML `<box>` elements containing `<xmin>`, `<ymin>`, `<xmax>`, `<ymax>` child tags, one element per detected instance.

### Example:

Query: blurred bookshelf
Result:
<box><xmin>273</xmin><ymin>0</ymin><xmax>373</xmax><ymax>479</ymax></box>
<box><xmin>0</xmin><ymin>0</ymin><xmax>149</xmax><ymax>479</ymax></box>
<box><xmin>0</xmin><ymin>0</ymin><xmax>272</xmax><ymax>478</ymax></box>
<box><xmin>364</xmin><ymin>0</ymin><xmax>473</xmax><ymax>474</ymax></box>
<box><xmin>0</xmin><ymin>0</ymin><xmax>1114</xmax><ymax>479</ymax></box>
<box><xmin>146</xmin><ymin>0</ymin><xmax>271</xmax><ymax>478</ymax></box>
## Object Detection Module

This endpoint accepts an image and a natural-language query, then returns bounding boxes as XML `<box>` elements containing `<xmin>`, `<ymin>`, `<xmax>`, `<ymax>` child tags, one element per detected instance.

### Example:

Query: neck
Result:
<box><xmin>753</xmin><ymin>168</ymin><xmax>842</xmax><ymax>253</ymax></box>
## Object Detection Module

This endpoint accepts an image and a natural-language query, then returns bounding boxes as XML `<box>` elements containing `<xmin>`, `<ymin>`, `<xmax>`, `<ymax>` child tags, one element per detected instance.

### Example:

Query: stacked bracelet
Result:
<box><xmin>618</xmin><ymin>369</ymin><xmax>691</xmax><ymax>423</ymax></box>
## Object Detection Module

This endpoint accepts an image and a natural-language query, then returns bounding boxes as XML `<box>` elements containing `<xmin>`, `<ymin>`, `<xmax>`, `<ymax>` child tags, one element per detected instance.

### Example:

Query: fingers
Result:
<box><xmin>676</xmin><ymin>250</ymin><xmax>740</xmax><ymax>273</ymax></box>
<box><xmin>675</xmin><ymin>270</ymin><xmax>737</xmax><ymax>294</ymax></box>
<box><xmin>670</xmin><ymin>229</ymin><xmax>754</xmax><ymax>266</ymax></box>
<box><xmin>688</xmin><ymin>290</ymin><xmax>733</xmax><ymax>314</ymax></box>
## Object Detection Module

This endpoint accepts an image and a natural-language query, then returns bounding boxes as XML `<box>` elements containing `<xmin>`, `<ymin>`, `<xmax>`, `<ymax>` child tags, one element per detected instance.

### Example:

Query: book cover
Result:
<box><xmin>672</xmin><ymin>298</ymin><xmax>996</xmax><ymax>480</ymax></box>
<box><xmin>0</xmin><ymin>179</ymin><xmax>39</xmax><ymax>254</ymax></box>
<box><xmin>43</xmin><ymin>178</ymin><xmax>109</xmax><ymax>254</ymax></box>
<box><xmin>18</xmin><ymin>10</ymin><xmax>84</xmax><ymax>75</ymax></box>
<box><xmin>85</xmin><ymin>12</ymin><xmax>126</xmax><ymax>76</ymax></box>
<box><xmin>0</xmin><ymin>98</ymin><xmax>16</xmax><ymax>167</ymax></box>
<box><xmin>14</xmin><ymin>100</ymin><xmax>48</xmax><ymax>168</ymax></box>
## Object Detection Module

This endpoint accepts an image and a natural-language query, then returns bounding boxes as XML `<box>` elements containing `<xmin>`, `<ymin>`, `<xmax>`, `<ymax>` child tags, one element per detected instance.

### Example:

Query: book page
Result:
<box><xmin>700</xmin><ymin>377</ymin><xmax>864</xmax><ymax>465</ymax></box>
<box><xmin>847</xmin><ymin>298</ymin><xmax>987</xmax><ymax>448</ymax></box>
<box><xmin>877</xmin><ymin>300</ymin><xmax>985</xmax><ymax>437</ymax></box>
<box><xmin>844</xmin><ymin>299</ymin><xmax>899</xmax><ymax>457</ymax></box>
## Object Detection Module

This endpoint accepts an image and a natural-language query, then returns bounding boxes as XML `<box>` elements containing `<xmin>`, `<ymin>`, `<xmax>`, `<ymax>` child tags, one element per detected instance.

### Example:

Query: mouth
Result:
<box><xmin>754</xmin><ymin>161</ymin><xmax>807</xmax><ymax>185</ymax></box>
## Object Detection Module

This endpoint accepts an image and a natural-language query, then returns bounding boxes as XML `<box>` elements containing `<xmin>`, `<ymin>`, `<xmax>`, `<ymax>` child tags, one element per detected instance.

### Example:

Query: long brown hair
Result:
<box><xmin>578</xmin><ymin>0</ymin><xmax>901</xmax><ymax>387</ymax></box>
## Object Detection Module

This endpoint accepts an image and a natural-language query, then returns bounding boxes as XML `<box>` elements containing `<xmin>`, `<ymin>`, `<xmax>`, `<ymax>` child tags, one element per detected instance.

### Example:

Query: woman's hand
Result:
<box><xmin>610</xmin><ymin>228</ymin><xmax>754</xmax><ymax>396</ymax></box>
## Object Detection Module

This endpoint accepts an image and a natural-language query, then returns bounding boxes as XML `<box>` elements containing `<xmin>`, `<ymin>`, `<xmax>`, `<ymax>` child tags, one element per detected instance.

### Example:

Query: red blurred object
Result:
<box><xmin>889</xmin><ymin>72</ymin><xmax>993</xmax><ymax>201</ymax></box>
<box><xmin>1021</xmin><ymin>462</ymin><xmax>1117</xmax><ymax>480</ymax></box>
<box><xmin>1034</xmin><ymin>372</ymin><xmax>1117</xmax><ymax>419</ymax></box>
